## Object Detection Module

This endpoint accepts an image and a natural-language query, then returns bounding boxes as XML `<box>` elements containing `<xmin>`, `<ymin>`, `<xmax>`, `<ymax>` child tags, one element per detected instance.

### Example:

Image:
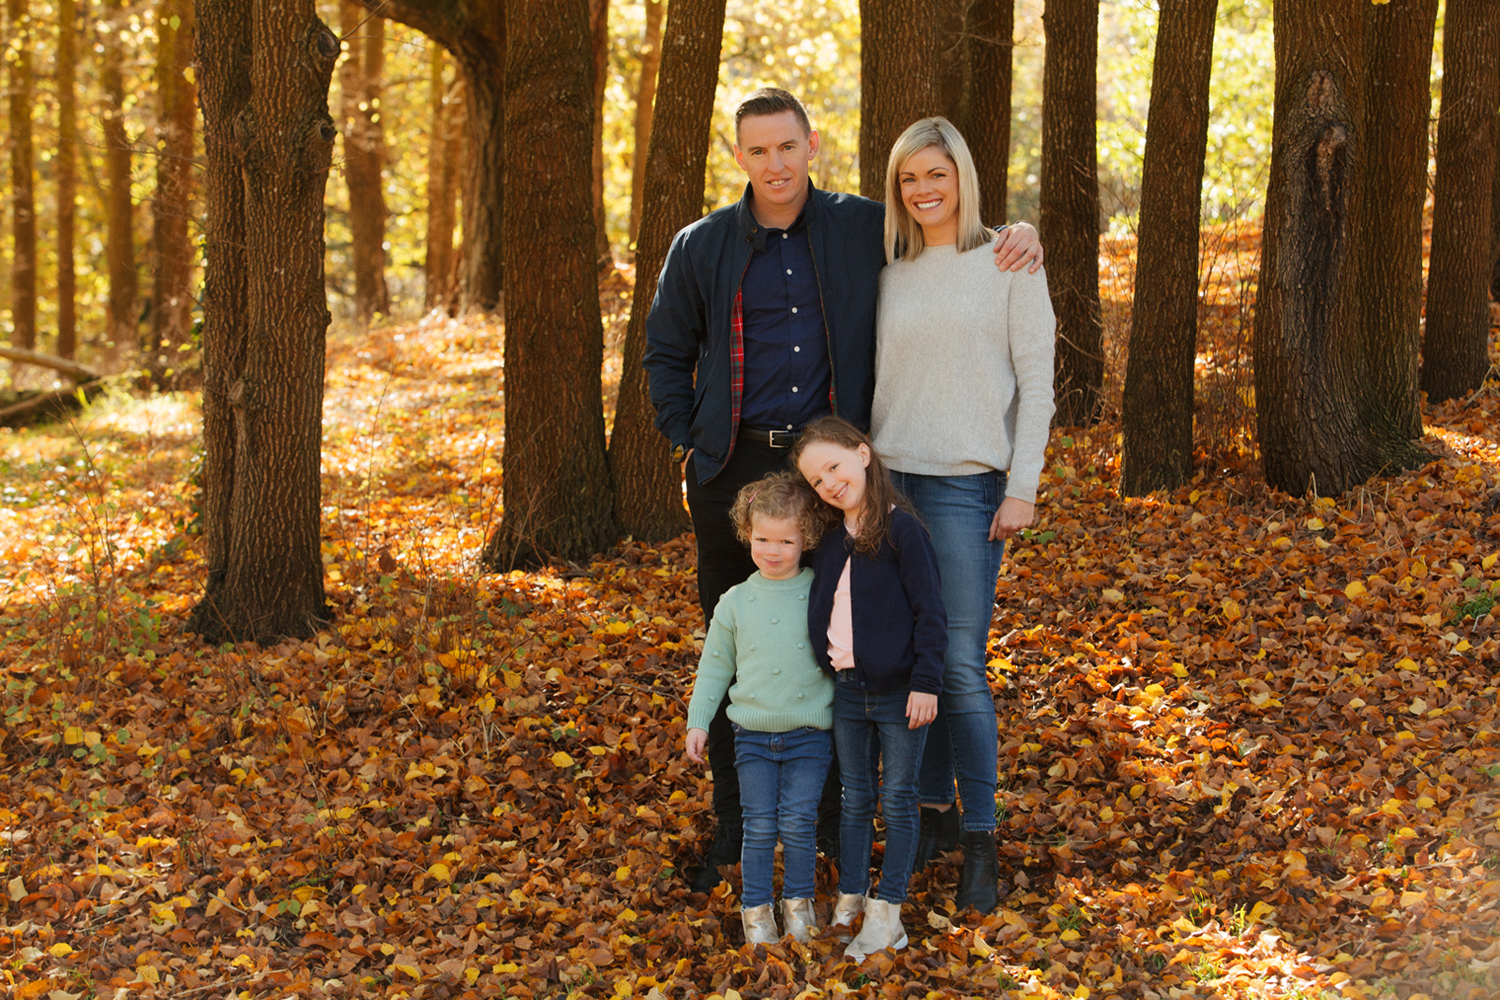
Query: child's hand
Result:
<box><xmin>685</xmin><ymin>728</ymin><xmax>709</xmax><ymax>763</ymax></box>
<box><xmin>906</xmin><ymin>692</ymin><xmax>938</xmax><ymax>729</ymax></box>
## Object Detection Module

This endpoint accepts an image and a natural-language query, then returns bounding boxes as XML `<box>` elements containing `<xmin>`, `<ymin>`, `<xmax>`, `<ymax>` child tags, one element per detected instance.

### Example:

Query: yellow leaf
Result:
<box><xmin>1416</xmin><ymin>795</ymin><xmax>1436</xmax><ymax>809</ymax></box>
<box><xmin>466</xmin><ymin>968</ymin><xmax>480</xmax><ymax>985</ymax></box>
<box><xmin>8</xmin><ymin>876</ymin><xmax>24</xmax><ymax>901</ymax></box>
<box><xmin>1248</xmin><ymin>901</ymin><xmax>1275</xmax><ymax>923</ymax></box>
<box><xmin>1306</xmin><ymin>517</ymin><xmax>1325</xmax><ymax>531</ymax></box>
<box><xmin>49</xmin><ymin>942</ymin><xmax>74</xmax><ymax>958</ymax></box>
<box><xmin>504</xmin><ymin>670</ymin><xmax>523</xmax><ymax>689</ymax></box>
<box><xmin>231</xmin><ymin>954</ymin><xmax>255</xmax><ymax>969</ymax></box>
<box><xmin>1101</xmin><ymin>588</ymin><xmax>1124</xmax><ymax>604</ymax></box>
<box><xmin>1222</xmin><ymin>597</ymin><xmax>1243</xmax><ymax>620</ymax></box>
<box><xmin>1396</xmin><ymin>657</ymin><xmax>1418</xmax><ymax>671</ymax></box>
<box><xmin>393</xmin><ymin>963</ymin><xmax>421</xmax><ymax>980</ymax></box>
<box><xmin>1075</xmin><ymin>988</ymin><xmax>1091</xmax><ymax>1000</ymax></box>
<box><xmin>1060</xmin><ymin>928</ymin><xmax>1081</xmax><ymax>942</ymax></box>
<box><xmin>551</xmin><ymin>751</ymin><xmax>575</xmax><ymax>768</ymax></box>
<box><xmin>1484</xmin><ymin>553</ymin><xmax>1497</xmax><ymax>570</ymax></box>
<box><xmin>605</xmin><ymin>621</ymin><xmax>630</xmax><ymax>635</ymax></box>
<box><xmin>1344</xmin><ymin>580</ymin><xmax>1367</xmax><ymax>599</ymax></box>
<box><xmin>64</xmin><ymin>726</ymin><xmax>84</xmax><ymax>745</ymax></box>
<box><xmin>1399</xmin><ymin>890</ymin><xmax>1426</xmax><ymax>908</ymax></box>
<box><xmin>429</xmin><ymin>862</ymin><xmax>452</xmax><ymax>882</ymax></box>
<box><xmin>1172</xmin><ymin>663</ymin><xmax>1188</xmax><ymax>678</ymax></box>
<box><xmin>139</xmin><ymin>966</ymin><xmax>161</xmax><ymax>984</ymax></box>
<box><xmin>615</xmin><ymin>865</ymin><xmax>632</xmax><ymax>882</ymax></box>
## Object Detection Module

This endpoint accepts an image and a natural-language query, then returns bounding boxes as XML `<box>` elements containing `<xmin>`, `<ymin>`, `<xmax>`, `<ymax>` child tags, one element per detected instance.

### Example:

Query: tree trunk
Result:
<box><xmin>6</xmin><ymin>0</ymin><xmax>37</xmax><ymax>353</ymax></box>
<box><xmin>56</xmin><ymin>0</ymin><xmax>80</xmax><ymax>360</ymax></box>
<box><xmin>628</xmin><ymin>0</ymin><xmax>664</xmax><ymax>247</ymax></box>
<box><xmin>373</xmin><ymin>0</ymin><xmax>504</xmax><ymax>313</ymax></box>
<box><xmin>609</xmin><ymin>0</ymin><xmax>723</xmax><ymax>541</ymax></box>
<box><xmin>340</xmin><ymin>1</ymin><xmax>390</xmax><ymax>322</ymax></box>
<box><xmin>960</xmin><ymin>0</ymin><xmax>1014</xmax><ymax>224</ymax></box>
<box><xmin>934</xmin><ymin>0</ymin><xmax>967</xmax><ymax>125</ymax></box>
<box><xmin>188</xmin><ymin>0</ymin><xmax>341</xmax><ymax>644</ymax></box>
<box><xmin>148</xmin><ymin>0</ymin><xmax>197</xmax><ymax>383</ymax></box>
<box><xmin>590</xmin><ymin>0</ymin><xmax>612</xmax><ymax>269</ymax></box>
<box><xmin>481</xmin><ymin>0</ymin><xmax>615</xmax><ymax>568</ymax></box>
<box><xmin>1041</xmin><ymin>0</ymin><xmax>1103</xmax><ymax>426</ymax></box>
<box><xmin>101</xmin><ymin>0</ymin><xmax>137</xmax><ymax>359</ymax></box>
<box><xmin>1421</xmin><ymin>0</ymin><xmax>1500</xmax><ymax>404</ymax></box>
<box><xmin>191</xmin><ymin>0</ymin><xmax>251</xmax><ymax>638</ymax></box>
<box><xmin>1358</xmin><ymin>0</ymin><xmax>1437</xmax><ymax>437</ymax></box>
<box><xmin>858</xmin><ymin>0</ymin><xmax>939</xmax><ymax>200</ymax></box>
<box><xmin>1120</xmin><ymin>0</ymin><xmax>1217</xmax><ymax>496</ymax></box>
<box><xmin>424</xmin><ymin>43</ymin><xmax>460</xmax><ymax>312</ymax></box>
<box><xmin>1253</xmin><ymin>0</ymin><xmax>1419</xmax><ymax>496</ymax></box>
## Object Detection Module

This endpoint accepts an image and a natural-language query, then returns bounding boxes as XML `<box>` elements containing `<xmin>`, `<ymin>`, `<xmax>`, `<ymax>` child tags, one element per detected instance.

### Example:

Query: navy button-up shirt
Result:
<box><xmin>739</xmin><ymin>210</ymin><xmax>833</xmax><ymax>430</ymax></box>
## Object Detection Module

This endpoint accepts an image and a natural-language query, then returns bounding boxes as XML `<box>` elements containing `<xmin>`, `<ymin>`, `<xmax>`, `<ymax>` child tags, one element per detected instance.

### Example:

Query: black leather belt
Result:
<box><xmin>742</xmin><ymin>427</ymin><xmax>800</xmax><ymax>449</ymax></box>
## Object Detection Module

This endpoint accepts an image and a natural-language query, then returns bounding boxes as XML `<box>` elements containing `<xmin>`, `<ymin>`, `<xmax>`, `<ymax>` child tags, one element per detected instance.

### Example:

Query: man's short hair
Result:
<box><xmin>733</xmin><ymin>88</ymin><xmax>812</xmax><ymax>139</ymax></box>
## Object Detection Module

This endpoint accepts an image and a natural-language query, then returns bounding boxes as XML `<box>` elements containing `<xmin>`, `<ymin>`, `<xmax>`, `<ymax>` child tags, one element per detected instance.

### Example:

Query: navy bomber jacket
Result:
<box><xmin>642</xmin><ymin>181</ymin><xmax>886</xmax><ymax>484</ymax></box>
<box><xmin>807</xmin><ymin>508</ymin><xmax>948</xmax><ymax>695</ymax></box>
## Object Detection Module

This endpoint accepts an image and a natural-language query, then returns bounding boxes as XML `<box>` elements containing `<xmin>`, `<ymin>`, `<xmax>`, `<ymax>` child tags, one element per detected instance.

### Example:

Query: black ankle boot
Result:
<box><xmin>912</xmin><ymin>806</ymin><xmax>962</xmax><ymax>873</ymax></box>
<box><xmin>955</xmin><ymin>828</ymin><xmax>1000</xmax><ymax>913</ymax></box>
<box><xmin>689</xmin><ymin>821</ymin><xmax>742</xmax><ymax>892</ymax></box>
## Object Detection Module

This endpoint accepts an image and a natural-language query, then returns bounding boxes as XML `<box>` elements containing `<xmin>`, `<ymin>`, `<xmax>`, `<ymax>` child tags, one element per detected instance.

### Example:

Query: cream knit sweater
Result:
<box><xmin>871</xmin><ymin>243</ymin><xmax>1056</xmax><ymax>504</ymax></box>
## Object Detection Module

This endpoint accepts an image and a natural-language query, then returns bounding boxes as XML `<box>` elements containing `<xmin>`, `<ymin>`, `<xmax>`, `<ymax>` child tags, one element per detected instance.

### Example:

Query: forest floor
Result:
<box><xmin>2</xmin><ymin>258</ymin><xmax>1500</xmax><ymax>1000</ymax></box>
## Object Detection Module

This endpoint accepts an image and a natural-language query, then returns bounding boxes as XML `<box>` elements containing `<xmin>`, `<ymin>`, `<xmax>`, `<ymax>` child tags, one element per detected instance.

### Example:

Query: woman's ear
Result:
<box><xmin>858</xmin><ymin>443</ymin><xmax>871</xmax><ymax>468</ymax></box>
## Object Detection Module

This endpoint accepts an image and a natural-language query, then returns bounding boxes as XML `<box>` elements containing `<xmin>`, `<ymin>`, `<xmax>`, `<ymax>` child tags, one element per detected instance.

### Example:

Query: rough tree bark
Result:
<box><xmin>373</xmin><ymin>0</ymin><xmax>504</xmax><ymax>311</ymax></box>
<box><xmin>1358</xmin><ymin>0</ymin><xmax>1437</xmax><ymax>438</ymax></box>
<box><xmin>590</xmin><ymin>0</ymin><xmax>612</xmax><ymax>268</ymax></box>
<box><xmin>190</xmin><ymin>0</ymin><xmax>251</xmax><ymax>640</ymax></box>
<box><xmin>1253</xmin><ymin>0</ymin><xmax>1420</xmax><ymax>496</ymax></box>
<box><xmin>188</xmin><ymin>0</ymin><xmax>341</xmax><ymax>643</ymax></box>
<box><xmin>148</xmin><ymin>0</ymin><xmax>197</xmax><ymax>382</ymax></box>
<box><xmin>7</xmin><ymin>0</ymin><xmax>37</xmax><ymax>353</ymax></box>
<box><xmin>1422</xmin><ymin>0</ymin><xmax>1500</xmax><ymax>404</ymax></box>
<box><xmin>424</xmin><ymin>44</ymin><xmax>461</xmax><ymax>312</ymax></box>
<box><xmin>858</xmin><ymin>0</ymin><xmax>939</xmax><ymax>200</ymax></box>
<box><xmin>339</xmin><ymin>1</ymin><xmax>390</xmax><ymax>322</ymax></box>
<box><xmin>609</xmin><ymin>0</ymin><xmax>723</xmax><ymax>541</ymax></box>
<box><xmin>101</xmin><ymin>0</ymin><xmax>137</xmax><ymax>358</ymax></box>
<box><xmin>628</xmin><ymin>0</ymin><xmax>664</xmax><ymax>246</ymax></box>
<box><xmin>961</xmin><ymin>0</ymin><xmax>1014</xmax><ymax>224</ymax></box>
<box><xmin>481</xmin><ymin>0</ymin><xmax>615</xmax><ymax>568</ymax></box>
<box><xmin>56</xmin><ymin>0</ymin><xmax>80</xmax><ymax>360</ymax></box>
<box><xmin>1041</xmin><ymin>0</ymin><xmax>1103</xmax><ymax>426</ymax></box>
<box><xmin>1120</xmin><ymin>0</ymin><xmax>1218</xmax><ymax>496</ymax></box>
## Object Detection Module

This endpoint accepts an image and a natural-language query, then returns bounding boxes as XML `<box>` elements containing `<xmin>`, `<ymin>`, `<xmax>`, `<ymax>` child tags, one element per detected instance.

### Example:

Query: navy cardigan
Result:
<box><xmin>807</xmin><ymin>508</ymin><xmax>947</xmax><ymax>695</ymax></box>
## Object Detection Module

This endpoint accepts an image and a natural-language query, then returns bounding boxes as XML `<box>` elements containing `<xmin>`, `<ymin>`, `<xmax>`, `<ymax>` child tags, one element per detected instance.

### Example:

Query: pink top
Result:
<box><xmin>827</xmin><ymin>554</ymin><xmax>855</xmax><ymax>671</ymax></box>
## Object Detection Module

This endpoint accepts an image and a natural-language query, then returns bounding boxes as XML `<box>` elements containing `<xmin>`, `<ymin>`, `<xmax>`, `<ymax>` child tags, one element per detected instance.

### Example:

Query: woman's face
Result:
<box><xmin>898</xmin><ymin>145</ymin><xmax>961</xmax><ymax>246</ymax></box>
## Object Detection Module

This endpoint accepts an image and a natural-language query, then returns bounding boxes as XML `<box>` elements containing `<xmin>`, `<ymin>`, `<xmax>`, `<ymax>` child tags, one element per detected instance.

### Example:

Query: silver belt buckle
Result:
<box><xmin>768</xmin><ymin>429</ymin><xmax>795</xmax><ymax>448</ymax></box>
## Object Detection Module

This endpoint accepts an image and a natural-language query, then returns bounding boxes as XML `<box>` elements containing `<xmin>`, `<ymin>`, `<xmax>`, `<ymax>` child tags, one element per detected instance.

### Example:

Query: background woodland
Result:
<box><xmin>3</xmin><ymin>1</ymin><xmax>1500</xmax><ymax>998</ymax></box>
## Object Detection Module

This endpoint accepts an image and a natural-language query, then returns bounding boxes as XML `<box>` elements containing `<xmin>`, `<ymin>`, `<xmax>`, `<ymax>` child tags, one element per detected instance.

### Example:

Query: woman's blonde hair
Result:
<box><xmin>729</xmin><ymin>471</ymin><xmax>826</xmax><ymax>549</ymax></box>
<box><xmin>882</xmin><ymin>116</ymin><xmax>992</xmax><ymax>264</ymax></box>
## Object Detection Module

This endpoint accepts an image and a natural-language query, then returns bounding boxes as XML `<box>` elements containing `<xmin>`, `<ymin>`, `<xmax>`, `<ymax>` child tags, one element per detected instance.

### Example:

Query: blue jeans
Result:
<box><xmin>834</xmin><ymin>671</ymin><xmax>930</xmax><ymax>903</ymax></box>
<box><xmin>892</xmin><ymin>470</ymin><xmax>1006</xmax><ymax>833</ymax></box>
<box><xmin>734</xmin><ymin>725</ymin><xmax>834</xmax><ymax>907</ymax></box>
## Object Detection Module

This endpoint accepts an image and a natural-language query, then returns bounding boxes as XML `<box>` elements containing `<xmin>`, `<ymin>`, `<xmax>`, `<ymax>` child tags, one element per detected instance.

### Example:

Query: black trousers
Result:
<box><xmin>685</xmin><ymin>432</ymin><xmax>841</xmax><ymax>835</ymax></box>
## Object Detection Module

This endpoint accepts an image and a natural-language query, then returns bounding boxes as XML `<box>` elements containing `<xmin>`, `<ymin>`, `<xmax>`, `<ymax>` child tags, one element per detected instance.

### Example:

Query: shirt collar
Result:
<box><xmin>736</xmin><ymin>180</ymin><xmax>820</xmax><ymax>253</ymax></box>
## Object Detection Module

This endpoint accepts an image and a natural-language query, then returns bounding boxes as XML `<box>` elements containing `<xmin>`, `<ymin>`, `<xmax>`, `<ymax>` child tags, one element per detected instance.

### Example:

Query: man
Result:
<box><xmin>644</xmin><ymin>88</ymin><xmax>1042</xmax><ymax>892</ymax></box>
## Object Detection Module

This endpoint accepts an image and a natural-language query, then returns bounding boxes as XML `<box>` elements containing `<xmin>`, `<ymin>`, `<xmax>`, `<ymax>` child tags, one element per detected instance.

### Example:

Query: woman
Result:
<box><xmin>870</xmin><ymin>117</ymin><xmax>1055</xmax><ymax>913</ymax></box>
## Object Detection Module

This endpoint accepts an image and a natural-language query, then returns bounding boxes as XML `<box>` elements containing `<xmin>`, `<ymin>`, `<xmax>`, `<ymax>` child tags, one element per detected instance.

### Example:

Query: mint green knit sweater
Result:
<box><xmin>685</xmin><ymin>568</ymin><xmax>834</xmax><ymax>733</ymax></box>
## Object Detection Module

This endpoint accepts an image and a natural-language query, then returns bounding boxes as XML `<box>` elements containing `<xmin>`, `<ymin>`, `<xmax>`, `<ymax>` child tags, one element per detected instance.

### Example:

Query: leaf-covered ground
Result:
<box><xmin>2</xmin><ymin>265</ymin><xmax>1499</xmax><ymax>1000</ymax></box>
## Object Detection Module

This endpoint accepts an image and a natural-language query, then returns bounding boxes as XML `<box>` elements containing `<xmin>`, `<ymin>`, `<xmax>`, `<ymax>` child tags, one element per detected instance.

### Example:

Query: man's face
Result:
<box><xmin>733</xmin><ymin>111</ymin><xmax>820</xmax><ymax>215</ymax></box>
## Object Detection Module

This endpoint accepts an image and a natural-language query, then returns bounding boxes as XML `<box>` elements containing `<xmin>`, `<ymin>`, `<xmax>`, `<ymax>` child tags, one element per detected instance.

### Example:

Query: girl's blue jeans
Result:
<box><xmin>891</xmin><ymin>469</ymin><xmax>1007</xmax><ymax>833</ymax></box>
<box><xmin>733</xmin><ymin>724</ymin><xmax>833</xmax><ymax>907</ymax></box>
<box><xmin>834</xmin><ymin>671</ymin><xmax>930</xmax><ymax>903</ymax></box>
